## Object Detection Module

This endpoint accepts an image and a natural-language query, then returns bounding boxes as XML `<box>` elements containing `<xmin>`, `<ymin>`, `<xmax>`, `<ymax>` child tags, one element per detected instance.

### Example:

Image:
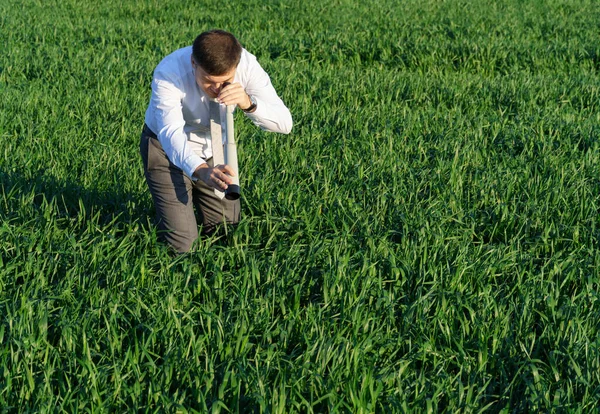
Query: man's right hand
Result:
<box><xmin>193</xmin><ymin>163</ymin><xmax>235</xmax><ymax>190</ymax></box>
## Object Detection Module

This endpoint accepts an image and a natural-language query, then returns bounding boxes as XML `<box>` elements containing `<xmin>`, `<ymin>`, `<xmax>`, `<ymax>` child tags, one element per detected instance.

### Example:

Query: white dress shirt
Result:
<box><xmin>144</xmin><ymin>46</ymin><xmax>293</xmax><ymax>179</ymax></box>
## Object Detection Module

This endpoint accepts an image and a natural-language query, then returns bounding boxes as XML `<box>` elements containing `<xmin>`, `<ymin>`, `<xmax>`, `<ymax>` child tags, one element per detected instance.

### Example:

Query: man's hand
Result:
<box><xmin>193</xmin><ymin>163</ymin><xmax>236</xmax><ymax>190</ymax></box>
<box><xmin>218</xmin><ymin>82</ymin><xmax>253</xmax><ymax>111</ymax></box>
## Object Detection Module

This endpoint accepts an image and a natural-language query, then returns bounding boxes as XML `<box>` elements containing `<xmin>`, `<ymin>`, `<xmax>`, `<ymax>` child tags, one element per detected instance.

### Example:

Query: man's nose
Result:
<box><xmin>215</xmin><ymin>81</ymin><xmax>230</xmax><ymax>93</ymax></box>
<box><xmin>212</xmin><ymin>83</ymin><xmax>223</xmax><ymax>94</ymax></box>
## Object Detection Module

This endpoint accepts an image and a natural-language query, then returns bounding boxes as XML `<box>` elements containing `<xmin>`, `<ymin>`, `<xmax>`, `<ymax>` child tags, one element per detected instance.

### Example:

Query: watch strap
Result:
<box><xmin>243</xmin><ymin>95</ymin><xmax>257</xmax><ymax>113</ymax></box>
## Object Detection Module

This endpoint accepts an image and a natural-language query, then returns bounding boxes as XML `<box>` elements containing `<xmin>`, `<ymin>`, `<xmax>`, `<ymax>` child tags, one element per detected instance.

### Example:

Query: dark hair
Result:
<box><xmin>192</xmin><ymin>30</ymin><xmax>242</xmax><ymax>75</ymax></box>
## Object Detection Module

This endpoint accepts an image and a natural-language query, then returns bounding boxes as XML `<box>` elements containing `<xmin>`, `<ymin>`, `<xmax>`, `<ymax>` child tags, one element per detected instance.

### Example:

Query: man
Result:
<box><xmin>141</xmin><ymin>30</ymin><xmax>292</xmax><ymax>253</ymax></box>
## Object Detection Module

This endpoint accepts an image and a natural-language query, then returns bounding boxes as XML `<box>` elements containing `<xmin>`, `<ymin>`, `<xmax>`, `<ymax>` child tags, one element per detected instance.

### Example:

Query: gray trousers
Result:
<box><xmin>140</xmin><ymin>124</ymin><xmax>240</xmax><ymax>252</ymax></box>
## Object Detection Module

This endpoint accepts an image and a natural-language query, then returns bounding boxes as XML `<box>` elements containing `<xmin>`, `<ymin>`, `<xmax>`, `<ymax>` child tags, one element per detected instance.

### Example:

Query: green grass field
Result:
<box><xmin>1</xmin><ymin>0</ymin><xmax>599</xmax><ymax>411</ymax></box>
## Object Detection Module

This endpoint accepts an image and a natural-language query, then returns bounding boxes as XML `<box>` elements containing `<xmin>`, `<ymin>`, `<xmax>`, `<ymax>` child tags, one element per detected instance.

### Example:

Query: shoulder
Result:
<box><xmin>238</xmin><ymin>48</ymin><xmax>260</xmax><ymax>69</ymax></box>
<box><xmin>236</xmin><ymin>48</ymin><xmax>267</xmax><ymax>84</ymax></box>
<box><xmin>154</xmin><ymin>46</ymin><xmax>194</xmax><ymax>83</ymax></box>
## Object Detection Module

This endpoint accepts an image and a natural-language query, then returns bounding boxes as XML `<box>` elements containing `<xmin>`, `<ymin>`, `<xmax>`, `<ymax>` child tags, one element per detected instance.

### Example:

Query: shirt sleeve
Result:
<box><xmin>242</xmin><ymin>53</ymin><xmax>293</xmax><ymax>134</ymax></box>
<box><xmin>149</xmin><ymin>72</ymin><xmax>205</xmax><ymax>179</ymax></box>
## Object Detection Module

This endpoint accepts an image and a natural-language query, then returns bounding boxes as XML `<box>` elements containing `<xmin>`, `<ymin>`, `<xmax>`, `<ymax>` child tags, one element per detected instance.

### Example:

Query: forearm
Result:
<box><xmin>157</xmin><ymin>124</ymin><xmax>206</xmax><ymax>179</ymax></box>
<box><xmin>240</xmin><ymin>51</ymin><xmax>293</xmax><ymax>134</ymax></box>
<box><xmin>245</xmin><ymin>95</ymin><xmax>293</xmax><ymax>134</ymax></box>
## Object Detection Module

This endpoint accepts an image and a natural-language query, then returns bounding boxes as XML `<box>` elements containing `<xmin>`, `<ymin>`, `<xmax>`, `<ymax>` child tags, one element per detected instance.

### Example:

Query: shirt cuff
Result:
<box><xmin>182</xmin><ymin>153</ymin><xmax>206</xmax><ymax>181</ymax></box>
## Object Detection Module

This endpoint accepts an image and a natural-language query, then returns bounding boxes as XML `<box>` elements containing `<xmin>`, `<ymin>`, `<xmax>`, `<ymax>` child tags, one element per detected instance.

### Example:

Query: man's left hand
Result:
<box><xmin>218</xmin><ymin>83</ymin><xmax>253</xmax><ymax>110</ymax></box>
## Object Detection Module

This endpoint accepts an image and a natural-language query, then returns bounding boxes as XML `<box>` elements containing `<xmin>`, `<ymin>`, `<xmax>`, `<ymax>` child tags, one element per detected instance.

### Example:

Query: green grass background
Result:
<box><xmin>1</xmin><ymin>0</ymin><xmax>599</xmax><ymax>411</ymax></box>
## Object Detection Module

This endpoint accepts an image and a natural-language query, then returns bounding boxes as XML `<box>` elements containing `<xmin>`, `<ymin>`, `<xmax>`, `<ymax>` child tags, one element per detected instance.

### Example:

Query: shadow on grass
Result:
<box><xmin>0</xmin><ymin>168</ymin><xmax>153</xmax><ymax>228</ymax></box>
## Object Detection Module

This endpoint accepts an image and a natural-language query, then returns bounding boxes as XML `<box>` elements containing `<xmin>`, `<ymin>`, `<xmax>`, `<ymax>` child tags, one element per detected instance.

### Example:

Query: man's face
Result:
<box><xmin>192</xmin><ymin>59</ymin><xmax>235</xmax><ymax>99</ymax></box>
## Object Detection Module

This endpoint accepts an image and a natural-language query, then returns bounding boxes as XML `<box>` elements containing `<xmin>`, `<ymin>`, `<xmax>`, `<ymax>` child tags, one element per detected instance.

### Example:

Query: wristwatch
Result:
<box><xmin>243</xmin><ymin>95</ymin><xmax>257</xmax><ymax>113</ymax></box>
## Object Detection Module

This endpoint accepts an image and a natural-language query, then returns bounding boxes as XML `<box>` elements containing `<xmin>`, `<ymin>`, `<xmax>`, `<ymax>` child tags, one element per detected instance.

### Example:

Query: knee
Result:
<box><xmin>160</xmin><ymin>227</ymin><xmax>198</xmax><ymax>254</ymax></box>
